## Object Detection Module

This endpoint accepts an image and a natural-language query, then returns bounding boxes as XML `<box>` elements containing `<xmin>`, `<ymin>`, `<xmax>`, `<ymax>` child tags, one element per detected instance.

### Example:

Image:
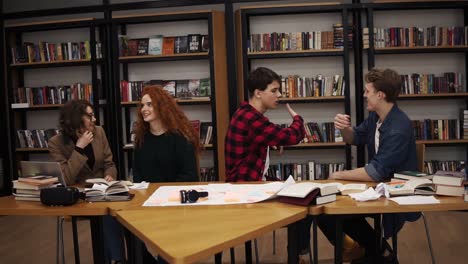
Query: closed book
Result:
<box><xmin>13</xmin><ymin>180</ymin><xmax>55</xmax><ymax>190</ymax></box>
<box><xmin>314</xmin><ymin>194</ymin><xmax>337</xmax><ymax>205</ymax></box>
<box><xmin>278</xmin><ymin>188</ymin><xmax>320</xmax><ymax>206</ymax></box>
<box><xmin>18</xmin><ymin>175</ymin><xmax>59</xmax><ymax>185</ymax></box>
<box><xmin>432</xmin><ymin>170</ymin><xmax>464</xmax><ymax>186</ymax></box>
<box><xmin>435</xmin><ymin>184</ymin><xmax>464</xmax><ymax>197</ymax></box>
<box><xmin>394</xmin><ymin>171</ymin><xmax>433</xmax><ymax>181</ymax></box>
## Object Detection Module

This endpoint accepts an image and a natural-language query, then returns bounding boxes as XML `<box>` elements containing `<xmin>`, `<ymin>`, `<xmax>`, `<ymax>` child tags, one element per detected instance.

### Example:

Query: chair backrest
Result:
<box><xmin>415</xmin><ymin>143</ymin><xmax>425</xmax><ymax>172</ymax></box>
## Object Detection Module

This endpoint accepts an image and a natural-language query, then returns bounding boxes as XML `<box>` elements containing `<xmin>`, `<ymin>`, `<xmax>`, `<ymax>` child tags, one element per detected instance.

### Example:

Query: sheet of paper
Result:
<box><xmin>349</xmin><ymin>187</ymin><xmax>381</xmax><ymax>201</ymax></box>
<box><xmin>129</xmin><ymin>181</ymin><xmax>149</xmax><ymax>190</ymax></box>
<box><xmin>389</xmin><ymin>195</ymin><xmax>440</xmax><ymax>205</ymax></box>
<box><xmin>142</xmin><ymin>177</ymin><xmax>294</xmax><ymax>206</ymax></box>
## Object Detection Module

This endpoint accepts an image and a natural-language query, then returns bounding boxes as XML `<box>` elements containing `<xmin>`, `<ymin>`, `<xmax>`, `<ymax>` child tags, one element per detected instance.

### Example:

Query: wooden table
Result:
<box><xmin>115</xmin><ymin>199</ymin><xmax>308</xmax><ymax>264</ymax></box>
<box><xmin>0</xmin><ymin>195</ymin><xmax>114</xmax><ymax>263</ymax></box>
<box><xmin>321</xmin><ymin>195</ymin><xmax>468</xmax><ymax>264</ymax></box>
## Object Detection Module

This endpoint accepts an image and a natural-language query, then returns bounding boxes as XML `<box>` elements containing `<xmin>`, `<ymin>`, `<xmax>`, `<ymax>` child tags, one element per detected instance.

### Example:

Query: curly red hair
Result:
<box><xmin>133</xmin><ymin>85</ymin><xmax>200</xmax><ymax>152</ymax></box>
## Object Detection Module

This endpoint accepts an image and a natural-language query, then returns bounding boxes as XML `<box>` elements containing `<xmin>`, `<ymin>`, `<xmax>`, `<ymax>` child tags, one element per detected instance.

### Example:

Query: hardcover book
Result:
<box><xmin>174</xmin><ymin>36</ymin><xmax>188</xmax><ymax>54</ymax></box>
<box><xmin>148</xmin><ymin>35</ymin><xmax>163</xmax><ymax>55</ymax></box>
<box><xmin>127</xmin><ymin>39</ymin><xmax>139</xmax><ymax>56</ymax></box>
<box><xmin>175</xmin><ymin>80</ymin><xmax>190</xmax><ymax>98</ymax></box>
<box><xmin>188</xmin><ymin>79</ymin><xmax>200</xmax><ymax>97</ymax></box>
<box><xmin>162</xmin><ymin>80</ymin><xmax>176</xmax><ymax>97</ymax></box>
<box><xmin>136</xmin><ymin>38</ymin><xmax>149</xmax><ymax>56</ymax></box>
<box><xmin>188</xmin><ymin>34</ymin><xmax>201</xmax><ymax>53</ymax></box>
<box><xmin>199</xmin><ymin>78</ymin><xmax>211</xmax><ymax>97</ymax></box>
<box><xmin>162</xmin><ymin>37</ymin><xmax>175</xmax><ymax>55</ymax></box>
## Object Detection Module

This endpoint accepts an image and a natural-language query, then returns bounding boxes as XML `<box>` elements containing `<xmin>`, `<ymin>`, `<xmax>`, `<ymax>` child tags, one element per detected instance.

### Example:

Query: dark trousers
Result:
<box><xmin>142</xmin><ymin>245</ymin><xmax>169</xmax><ymax>264</ymax></box>
<box><xmin>317</xmin><ymin>214</ymin><xmax>377</xmax><ymax>257</ymax></box>
<box><xmin>297</xmin><ymin>216</ymin><xmax>313</xmax><ymax>254</ymax></box>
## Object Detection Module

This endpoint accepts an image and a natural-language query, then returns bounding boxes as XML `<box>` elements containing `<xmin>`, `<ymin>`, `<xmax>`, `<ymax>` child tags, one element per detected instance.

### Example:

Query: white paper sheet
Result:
<box><xmin>143</xmin><ymin>176</ymin><xmax>296</xmax><ymax>206</ymax></box>
<box><xmin>389</xmin><ymin>195</ymin><xmax>440</xmax><ymax>205</ymax></box>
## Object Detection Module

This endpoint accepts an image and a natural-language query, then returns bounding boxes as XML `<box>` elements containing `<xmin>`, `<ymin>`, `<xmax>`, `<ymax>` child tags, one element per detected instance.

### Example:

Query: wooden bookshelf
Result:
<box><xmin>417</xmin><ymin>139</ymin><xmax>468</xmax><ymax>145</ymax></box>
<box><xmin>10</xmin><ymin>59</ymin><xmax>93</xmax><ymax>68</ymax></box>
<box><xmin>399</xmin><ymin>93</ymin><xmax>468</xmax><ymax>99</ymax></box>
<box><xmin>375</xmin><ymin>46</ymin><xmax>468</xmax><ymax>51</ymax></box>
<box><xmin>278</xmin><ymin>96</ymin><xmax>345</xmax><ymax>102</ymax></box>
<box><xmin>123</xmin><ymin>144</ymin><xmax>213</xmax><ymax>150</ymax></box>
<box><xmin>16</xmin><ymin>148</ymin><xmax>49</xmax><ymax>153</ymax></box>
<box><xmin>119</xmin><ymin>52</ymin><xmax>209</xmax><ymax>61</ymax></box>
<box><xmin>285</xmin><ymin>142</ymin><xmax>346</xmax><ymax>149</ymax></box>
<box><xmin>121</xmin><ymin>98</ymin><xmax>211</xmax><ymax>106</ymax></box>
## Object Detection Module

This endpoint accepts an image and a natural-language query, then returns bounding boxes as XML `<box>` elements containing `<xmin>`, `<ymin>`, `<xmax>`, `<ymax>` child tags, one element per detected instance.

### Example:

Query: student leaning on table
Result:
<box><xmin>224</xmin><ymin>67</ymin><xmax>314</xmax><ymax>259</ymax></box>
<box><xmin>48</xmin><ymin>100</ymin><xmax>123</xmax><ymax>264</ymax></box>
<box><xmin>322</xmin><ymin>68</ymin><xmax>421</xmax><ymax>263</ymax></box>
<box><xmin>132</xmin><ymin>85</ymin><xmax>199</xmax><ymax>264</ymax></box>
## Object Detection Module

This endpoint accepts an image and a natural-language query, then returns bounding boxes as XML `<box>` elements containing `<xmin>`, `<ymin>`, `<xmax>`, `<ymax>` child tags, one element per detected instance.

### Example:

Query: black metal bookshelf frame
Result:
<box><xmin>238</xmin><ymin>4</ymin><xmax>353</xmax><ymax>169</ymax></box>
<box><xmin>4</xmin><ymin>19</ymin><xmax>109</xmax><ymax>184</ymax></box>
<box><xmin>110</xmin><ymin>11</ymin><xmax>220</xmax><ymax>180</ymax></box>
<box><xmin>362</xmin><ymin>1</ymin><xmax>468</xmax><ymax>167</ymax></box>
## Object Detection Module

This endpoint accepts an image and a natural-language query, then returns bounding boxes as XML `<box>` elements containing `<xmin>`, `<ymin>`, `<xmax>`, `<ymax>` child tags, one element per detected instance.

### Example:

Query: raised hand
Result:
<box><xmin>334</xmin><ymin>114</ymin><xmax>351</xmax><ymax>130</ymax></box>
<box><xmin>76</xmin><ymin>130</ymin><xmax>94</xmax><ymax>149</ymax></box>
<box><xmin>285</xmin><ymin>103</ymin><xmax>298</xmax><ymax>118</ymax></box>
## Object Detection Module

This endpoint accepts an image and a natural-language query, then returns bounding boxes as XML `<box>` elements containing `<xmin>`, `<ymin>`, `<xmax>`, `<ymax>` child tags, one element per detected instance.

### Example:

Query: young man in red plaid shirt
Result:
<box><xmin>225</xmin><ymin>67</ymin><xmax>306</xmax><ymax>182</ymax></box>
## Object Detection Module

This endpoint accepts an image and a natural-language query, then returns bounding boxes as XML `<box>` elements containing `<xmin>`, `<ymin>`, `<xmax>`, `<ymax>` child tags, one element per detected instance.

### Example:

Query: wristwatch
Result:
<box><xmin>180</xmin><ymin>189</ymin><xmax>209</xmax><ymax>203</ymax></box>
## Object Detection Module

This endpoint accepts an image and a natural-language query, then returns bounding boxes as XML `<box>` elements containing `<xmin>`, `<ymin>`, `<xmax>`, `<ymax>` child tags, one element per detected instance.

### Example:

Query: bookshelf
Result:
<box><xmin>362</xmin><ymin>1</ymin><xmax>468</xmax><ymax>168</ymax></box>
<box><xmin>111</xmin><ymin>10</ymin><xmax>229</xmax><ymax>181</ymax></box>
<box><xmin>4</xmin><ymin>18</ymin><xmax>109</xmax><ymax>179</ymax></box>
<box><xmin>236</xmin><ymin>3</ymin><xmax>353</xmax><ymax>180</ymax></box>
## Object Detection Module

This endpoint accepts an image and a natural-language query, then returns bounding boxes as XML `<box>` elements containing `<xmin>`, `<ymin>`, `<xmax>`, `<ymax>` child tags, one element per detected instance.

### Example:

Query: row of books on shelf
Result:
<box><xmin>300</xmin><ymin>122</ymin><xmax>343</xmax><ymax>144</ymax></box>
<box><xmin>12</xmin><ymin>83</ymin><xmax>94</xmax><ymax>108</ymax></box>
<box><xmin>11</xmin><ymin>41</ymin><xmax>102</xmax><ymax>64</ymax></box>
<box><xmin>368</xmin><ymin>26</ymin><xmax>468</xmax><ymax>48</ymax></box>
<box><xmin>120</xmin><ymin>78</ymin><xmax>211</xmax><ymax>102</ymax></box>
<box><xmin>119</xmin><ymin>34</ymin><xmax>209</xmax><ymax>57</ymax></box>
<box><xmin>16</xmin><ymin>129</ymin><xmax>59</xmax><ymax>149</ymax></box>
<box><xmin>400</xmin><ymin>72</ymin><xmax>464</xmax><ymax>95</ymax></box>
<box><xmin>391</xmin><ymin>170</ymin><xmax>467</xmax><ymax>197</ymax></box>
<box><xmin>248</xmin><ymin>24</ymin><xmax>353</xmax><ymax>52</ymax></box>
<box><xmin>412</xmin><ymin>119</ymin><xmax>462</xmax><ymax>141</ymax></box>
<box><xmin>199</xmin><ymin>167</ymin><xmax>216</xmax><ymax>182</ymax></box>
<box><xmin>280</xmin><ymin>74</ymin><xmax>345</xmax><ymax>98</ymax></box>
<box><xmin>424</xmin><ymin>160</ymin><xmax>465</xmax><ymax>175</ymax></box>
<box><xmin>266</xmin><ymin>162</ymin><xmax>345</xmax><ymax>181</ymax></box>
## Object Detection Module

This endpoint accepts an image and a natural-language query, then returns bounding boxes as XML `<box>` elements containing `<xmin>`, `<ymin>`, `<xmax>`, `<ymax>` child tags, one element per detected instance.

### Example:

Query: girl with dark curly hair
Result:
<box><xmin>132</xmin><ymin>85</ymin><xmax>199</xmax><ymax>183</ymax></box>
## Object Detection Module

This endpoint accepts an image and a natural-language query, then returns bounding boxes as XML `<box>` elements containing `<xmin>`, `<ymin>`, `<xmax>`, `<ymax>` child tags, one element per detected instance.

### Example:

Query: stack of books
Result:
<box><xmin>432</xmin><ymin>170</ymin><xmax>465</xmax><ymax>197</ymax></box>
<box><xmin>277</xmin><ymin>182</ymin><xmax>339</xmax><ymax>206</ymax></box>
<box><xmin>13</xmin><ymin>176</ymin><xmax>59</xmax><ymax>201</ymax></box>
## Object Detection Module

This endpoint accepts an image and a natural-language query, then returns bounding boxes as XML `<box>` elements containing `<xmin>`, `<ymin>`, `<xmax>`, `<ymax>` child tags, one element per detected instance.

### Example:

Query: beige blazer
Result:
<box><xmin>48</xmin><ymin>126</ymin><xmax>117</xmax><ymax>185</ymax></box>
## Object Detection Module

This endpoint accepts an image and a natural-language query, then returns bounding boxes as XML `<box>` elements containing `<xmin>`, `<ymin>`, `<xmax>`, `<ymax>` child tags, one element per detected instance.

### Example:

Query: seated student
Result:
<box><xmin>132</xmin><ymin>85</ymin><xmax>199</xmax><ymax>264</ymax></box>
<box><xmin>319</xmin><ymin>68</ymin><xmax>420</xmax><ymax>263</ymax></box>
<box><xmin>48</xmin><ymin>100</ymin><xmax>123</xmax><ymax>264</ymax></box>
<box><xmin>132</xmin><ymin>85</ymin><xmax>199</xmax><ymax>183</ymax></box>
<box><xmin>224</xmin><ymin>67</ymin><xmax>312</xmax><ymax>257</ymax></box>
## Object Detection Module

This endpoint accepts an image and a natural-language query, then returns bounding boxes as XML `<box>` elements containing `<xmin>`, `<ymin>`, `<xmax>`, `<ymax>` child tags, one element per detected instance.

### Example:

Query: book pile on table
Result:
<box><xmin>13</xmin><ymin>175</ymin><xmax>59</xmax><ymax>201</ymax></box>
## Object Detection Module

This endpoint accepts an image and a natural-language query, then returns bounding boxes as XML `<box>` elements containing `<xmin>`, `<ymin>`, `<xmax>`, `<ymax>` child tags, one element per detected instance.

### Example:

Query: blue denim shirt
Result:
<box><xmin>354</xmin><ymin>104</ymin><xmax>417</xmax><ymax>181</ymax></box>
<box><xmin>353</xmin><ymin>104</ymin><xmax>420</xmax><ymax>237</ymax></box>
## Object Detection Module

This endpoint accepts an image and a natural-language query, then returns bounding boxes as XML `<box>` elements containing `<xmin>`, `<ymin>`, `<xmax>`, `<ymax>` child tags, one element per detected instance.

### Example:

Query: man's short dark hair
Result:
<box><xmin>246</xmin><ymin>67</ymin><xmax>281</xmax><ymax>98</ymax></box>
<box><xmin>364</xmin><ymin>68</ymin><xmax>401</xmax><ymax>103</ymax></box>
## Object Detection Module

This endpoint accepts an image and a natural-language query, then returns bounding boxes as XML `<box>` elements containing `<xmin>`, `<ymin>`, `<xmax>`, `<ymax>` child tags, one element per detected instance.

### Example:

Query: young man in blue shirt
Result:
<box><xmin>319</xmin><ymin>68</ymin><xmax>420</xmax><ymax>263</ymax></box>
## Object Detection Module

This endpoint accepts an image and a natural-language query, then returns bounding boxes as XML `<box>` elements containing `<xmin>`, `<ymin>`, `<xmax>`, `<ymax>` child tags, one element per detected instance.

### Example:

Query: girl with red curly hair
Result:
<box><xmin>132</xmin><ymin>85</ymin><xmax>199</xmax><ymax>184</ymax></box>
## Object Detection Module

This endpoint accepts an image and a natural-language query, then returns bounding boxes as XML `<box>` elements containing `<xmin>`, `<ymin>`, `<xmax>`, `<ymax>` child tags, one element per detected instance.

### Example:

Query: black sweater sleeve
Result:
<box><xmin>175</xmin><ymin>136</ymin><xmax>198</xmax><ymax>182</ymax></box>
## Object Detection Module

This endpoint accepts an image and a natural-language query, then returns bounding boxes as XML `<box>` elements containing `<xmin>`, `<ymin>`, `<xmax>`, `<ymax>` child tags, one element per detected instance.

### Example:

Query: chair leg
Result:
<box><xmin>422</xmin><ymin>213</ymin><xmax>435</xmax><ymax>264</ymax></box>
<box><xmin>272</xmin><ymin>230</ymin><xmax>276</xmax><ymax>255</ymax></box>
<box><xmin>254</xmin><ymin>238</ymin><xmax>259</xmax><ymax>264</ymax></box>
<box><xmin>56</xmin><ymin>217</ymin><xmax>65</xmax><ymax>264</ymax></box>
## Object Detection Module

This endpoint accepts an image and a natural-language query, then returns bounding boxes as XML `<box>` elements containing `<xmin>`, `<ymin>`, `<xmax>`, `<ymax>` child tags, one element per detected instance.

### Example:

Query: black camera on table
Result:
<box><xmin>179</xmin><ymin>189</ymin><xmax>209</xmax><ymax>203</ymax></box>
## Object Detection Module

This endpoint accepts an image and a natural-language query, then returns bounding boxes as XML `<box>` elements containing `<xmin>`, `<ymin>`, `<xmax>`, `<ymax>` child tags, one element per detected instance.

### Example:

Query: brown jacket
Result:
<box><xmin>48</xmin><ymin>126</ymin><xmax>117</xmax><ymax>185</ymax></box>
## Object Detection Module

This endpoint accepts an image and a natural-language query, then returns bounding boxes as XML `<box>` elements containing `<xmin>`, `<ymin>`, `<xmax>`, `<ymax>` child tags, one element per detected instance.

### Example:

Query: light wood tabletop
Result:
<box><xmin>115</xmin><ymin>201</ymin><xmax>308</xmax><ymax>264</ymax></box>
<box><xmin>0</xmin><ymin>195</ymin><xmax>110</xmax><ymax>216</ymax></box>
<box><xmin>323</xmin><ymin>195</ymin><xmax>468</xmax><ymax>215</ymax></box>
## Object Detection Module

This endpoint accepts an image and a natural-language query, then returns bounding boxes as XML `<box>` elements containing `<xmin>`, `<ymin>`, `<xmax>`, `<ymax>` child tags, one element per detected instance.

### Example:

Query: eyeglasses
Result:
<box><xmin>84</xmin><ymin>112</ymin><xmax>95</xmax><ymax>120</ymax></box>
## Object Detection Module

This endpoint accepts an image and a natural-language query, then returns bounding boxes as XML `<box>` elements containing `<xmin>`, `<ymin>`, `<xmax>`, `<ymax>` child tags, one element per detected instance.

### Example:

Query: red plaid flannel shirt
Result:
<box><xmin>224</xmin><ymin>102</ymin><xmax>305</xmax><ymax>182</ymax></box>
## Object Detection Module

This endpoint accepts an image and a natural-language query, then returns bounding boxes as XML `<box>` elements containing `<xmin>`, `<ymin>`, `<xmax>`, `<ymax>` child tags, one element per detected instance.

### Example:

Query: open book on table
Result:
<box><xmin>327</xmin><ymin>183</ymin><xmax>367</xmax><ymax>195</ymax></box>
<box><xmin>277</xmin><ymin>182</ymin><xmax>339</xmax><ymax>198</ymax></box>
<box><xmin>388</xmin><ymin>179</ymin><xmax>435</xmax><ymax>196</ymax></box>
<box><xmin>84</xmin><ymin>179</ymin><xmax>133</xmax><ymax>202</ymax></box>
